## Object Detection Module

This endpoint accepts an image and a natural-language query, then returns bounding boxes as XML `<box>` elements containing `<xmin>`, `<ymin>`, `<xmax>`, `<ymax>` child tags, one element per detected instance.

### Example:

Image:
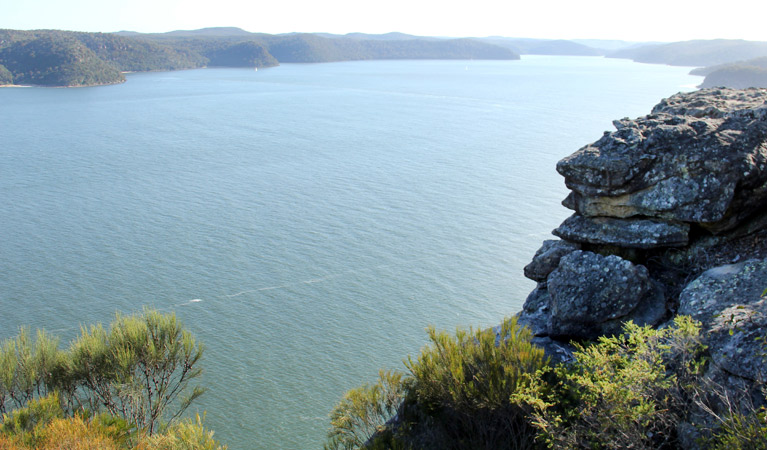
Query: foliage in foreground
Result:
<box><xmin>514</xmin><ymin>316</ymin><xmax>706</xmax><ymax>449</ymax></box>
<box><xmin>0</xmin><ymin>395</ymin><xmax>226</xmax><ymax>450</ymax></box>
<box><xmin>326</xmin><ymin>317</ymin><xmax>548</xmax><ymax>450</ymax></box>
<box><xmin>327</xmin><ymin>315</ymin><xmax>767</xmax><ymax>449</ymax></box>
<box><xmin>703</xmin><ymin>400</ymin><xmax>767</xmax><ymax>450</ymax></box>
<box><xmin>325</xmin><ymin>370</ymin><xmax>408</xmax><ymax>450</ymax></box>
<box><xmin>0</xmin><ymin>309</ymin><xmax>204</xmax><ymax>435</ymax></box>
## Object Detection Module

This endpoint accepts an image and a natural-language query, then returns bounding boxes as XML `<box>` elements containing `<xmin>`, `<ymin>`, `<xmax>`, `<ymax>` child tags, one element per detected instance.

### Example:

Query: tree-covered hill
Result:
<box><xmin>0</xmin><ymin>29</ymin><xmax>209</xmax><ymax>86</ymax></box>
<box><xmin>204</xmin><ymin>40</ymin><xmax>279</xmax><ymax>67</ymax></box>
<box><xmin>690</xmin><ymin>56</ymin><xmax>767</xmax><ymax>76</ymax></box>
<box><xmin>73</xmin><ymin>32</ymin><xmax>207</xmax><ymax>72</ymax></box>
<box><xmin>608</xmin><ymin>39</ymin><xmax>767</xmax><ymax>67</ymax></box>
<box><xmin>0</xmin><ymin>64</ymin><xmax>12</xmax><ymax>84</ymax></box>
<box><xmin>0</xmin><ymin>34</ymin><xmax>125</xmax><ymax>86</ymax></box>
<box><xmin>483</xmin><ymin>37</ymin><xmax>603</xmax><ymax>56</ymax></box>
<box><xmin>255</xmin><ymin>33</ymin><xmax>520</xmax><ymax>62</ymax></box>
<box><xmin>0</xmin><ymin>28</ymin><xmax>521</xmax><ymax>87</ymax></box>
<box><xmin>699</xmin><ymin>65</ymin><xmax>767</xmax><ymax>88</ymax></box>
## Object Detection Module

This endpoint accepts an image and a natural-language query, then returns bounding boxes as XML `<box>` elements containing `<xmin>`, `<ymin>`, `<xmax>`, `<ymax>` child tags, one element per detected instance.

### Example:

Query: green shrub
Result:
<box><xmin>0</xmin><ymin>394</ymin><xmax>219</xmax><ymax>450</ymax></box>
<box><xmin>403</xmin><ymin>316</ymin><xmax>547</xmax><ymax>449</ymax></box>
<box><xmin>135</xmin><ymin>414</ymin><xmax>227</xmax><ymax>450</ymax></box>
<box><xmin>68</xmin><ymin>308</ymin><xmax>205</xmax><ymax>434</ymax></box>
<box><xmin>407</xmin><ymin>316</ymin><xmax>547</xmax><ymax>414</ymax></box>
<box><xmin>325</xmin><ymin>317</ymin><xmax>547</xmax><ymax>449</ymax></box>
<box><xmin>326</xmin><ymin>370</ymin><xmax>408</xmax><ymax>450</ymax></box>
<box><xmin>0</xmin><ymin>328</ymin><xmax>68</xmax><ymax>415</ymax></box>
<box><xmin>0</xmin><ymin>393</ymin><xmax>65</xmax><ymax>445</ymax></box>
<box><xmin>0</xmin><ymin>308</ymin><xmax>205</xmax><ymax>439</ymax></box>
<box><xmin>514</xmin><ymin>316</ymin><xmax>706</xmax><ymax>449</ymax></box>
<box><xmin>704</xmin><ymin>402</ymin><xmax>767</xmax><ymax>450</ymax></box>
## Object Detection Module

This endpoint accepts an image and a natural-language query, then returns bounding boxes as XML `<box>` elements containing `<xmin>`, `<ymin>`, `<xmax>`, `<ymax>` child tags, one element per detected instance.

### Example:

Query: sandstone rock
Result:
<box><xmin>553</xmin><ymin>214</ymin><xmax>690</xmax><ymax>248</ymax></box>
<box><xmin>708</xmin><ymin>299</ymin><xmax>767</xmax><ymax>382</ymax></box>
<box><xmin>517</xmin><ymin>283</ymin><xmax>551</xmax><ymax>337</ymax></box>
<box><xmin>678</xmin><ymin>259</ymin><xmax>767</xmax><ymax>383</ymax></box>
<box><xmin>546</xmin><ymin>250</ymin><xmax>666</xmax><ymax>338</ymax></box>
<box><xmin>678</xmin><ymin>259</ymin><xmax>767</xmax><ymax>327</ymax></box>
<box><xmin>556</xmin><ymin>88</ymin><xmax>767</xmax><ymax>233</ymax></box>
<box><xmin>514</xmin><ymin>89</ymin><xmax>767</xmax><ymax>420</ymax></box>
<box><xmin>523</xmin><ymin>239</ymin><xmax>580</xmax><ymax>281</ymax></box>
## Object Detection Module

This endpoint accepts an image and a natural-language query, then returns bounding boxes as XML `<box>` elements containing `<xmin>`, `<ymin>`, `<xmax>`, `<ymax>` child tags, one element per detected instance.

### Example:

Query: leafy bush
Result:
<box><xmin>326</xmin><ymin>317</ymin><xmax>548</xmax><ymax>449</ymax></box>
<box><xmin>403</xmin><ymin>316</ymin><xmax>547</xmax><ymax>449</ymax></box>
<box><xmin>407</xmin><ymin>316</ymin><xmax>547</xmax><ymax>414</ymax></box>
<box><xmin>0</xmin><ymin>394</ymin><xmax>223</xmax><ymax>450</ymax></box>
<box><xmin>514</xmin><ymin>316</ymin><xmax>706</xmax><ymax>449</ymax></box>
<box><xmin>0</xmin><ymin>329</ymin><xmax>67</xmax><ymax>416</ymax></box>
<box><xmin>325</xmin><ymin>370</ymin><xmax>407</xmax><ymax>450</ymax></box>
<box><xmin>704</xmin><ymin>402</ymin><xmax>767</xmax><ymax>450</ymax></box>
<box><xmin>0</xmin><ymin>309</ymin><xmax>204</xmax><ymax>437</ymax></box>
<box><xmin>34</xmin><ymin>415</ymin><xmax>123</xmax><ymax>450</ymax></box>
<box><xmin>134</xmin><ymin>414</ymin><xmax>227</xmax><ymax>450</ymax></box>
<box><xmin>69</xmin><ymin>308</ymin><xmax>205</xmax><ymax>434</ymax></box>
<box><xmin>0</xmin><ymin>393</ymin><xmax>65</xmax><ymax>445</ymax></box>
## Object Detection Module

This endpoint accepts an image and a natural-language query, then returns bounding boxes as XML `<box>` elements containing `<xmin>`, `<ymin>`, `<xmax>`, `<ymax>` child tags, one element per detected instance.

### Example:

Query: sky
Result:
<box><xmin>3</xmin><ymin>0</ymin><xmax>767</xmax><ymax>43</ymax></box>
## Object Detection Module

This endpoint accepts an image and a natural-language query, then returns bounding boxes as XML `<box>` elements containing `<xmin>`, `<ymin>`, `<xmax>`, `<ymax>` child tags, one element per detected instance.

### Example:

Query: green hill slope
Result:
<box><xmin>0</xmin><ymin>34</ymin><xmax>124</xmax><ymax>86</ymax></box>
<box><xmin>609</xmin><ymin>39</ymin><xmax>767</xmax><ymax>67</ymax></box>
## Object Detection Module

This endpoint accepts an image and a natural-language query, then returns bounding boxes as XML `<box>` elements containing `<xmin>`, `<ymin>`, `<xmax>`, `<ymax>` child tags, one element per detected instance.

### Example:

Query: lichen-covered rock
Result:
<box><xmin>708</xmin><ymin>298</ymin><xmax>767</xmax><ymax>382</ymax></box>
<box><xmin>678</xmin><ymin>259</ymin><xmax>767</xmax><ymax>326</ymax></box>
<box><xmin>678</xmin><ymin>259</ymin><xmax>767</xmax><ymax>383</ymax></box>
<box><xmin>553</xmin><ymin>214</ymin><xmax>690</xmax><ymax>248</ymax></box>
<box><xmin>513</xmin><ymin>88</ymin><xmax>767</xmax><ymax>406</ymax></box>
<box><xmin>546</xmin><ymin>250</ymin><xmax>666</xmax><ymax>338</ymax></box>
<box><xmin>523</xmin><ymin>239</ymin><xmax>581</xmax><ymax>281</ymax></box>
<box><xmin>517</xmin><ymin>284</ymin><xmax>551</xmax><ymax>337</ymax></box>
<box><xmin>556</xmin><ymin>88</ymin><xmax>767</xmax><ymax>233</ymax></box>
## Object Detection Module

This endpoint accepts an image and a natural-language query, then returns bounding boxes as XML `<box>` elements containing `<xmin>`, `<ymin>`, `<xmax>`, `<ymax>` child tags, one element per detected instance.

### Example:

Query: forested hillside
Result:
<box><xmin>608</xmin><ymin>39</ymin><xmax>767</xmax><ymax>66</ymax></box>
<box><xmin>0</xmin><ymin>28</ymin><xmax>519</xmax><ymax>87</ymax></box>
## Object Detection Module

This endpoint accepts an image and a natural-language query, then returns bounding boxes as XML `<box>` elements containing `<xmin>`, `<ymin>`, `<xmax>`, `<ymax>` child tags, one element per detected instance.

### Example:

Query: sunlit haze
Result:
<box><xmin>3</xmin><ymin>0</ymin><xmax>767</xmax><ymax>42</ymax></box>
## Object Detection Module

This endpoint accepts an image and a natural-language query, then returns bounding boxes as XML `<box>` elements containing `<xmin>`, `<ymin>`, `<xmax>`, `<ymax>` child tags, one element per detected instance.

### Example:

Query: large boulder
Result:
<box><xmin>679</xmin><ymin>259</ymin><xmax>767</xmax><ymax>384</ymax></box>
<box><xmin>546</xmin><ymin>250</ymin><xmax>666</xmax><ymax>338</ymax></box>
<box><xmin>556</xmin><ymin>88</ymin><xmax>767</xmax><ymax>233</ymax></box>
<box><xmin>523</xmin><ymin>239</ymin><xmax>581</xmax><ymax>281</ymax></box>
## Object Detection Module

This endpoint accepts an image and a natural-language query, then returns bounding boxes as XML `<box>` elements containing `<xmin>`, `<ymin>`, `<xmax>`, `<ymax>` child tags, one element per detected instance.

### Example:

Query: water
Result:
<box><xmin>0</xmin><ymin>56</ymin><xmax>698</xmax><ymax>448</ymax></box>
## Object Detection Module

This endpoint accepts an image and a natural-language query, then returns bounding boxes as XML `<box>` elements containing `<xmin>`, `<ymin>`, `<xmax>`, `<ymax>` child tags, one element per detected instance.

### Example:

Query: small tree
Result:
<box><xmin>69</xmin><ymin>308</ymin><xmax>205</xmax><ymax>434</ymax></box>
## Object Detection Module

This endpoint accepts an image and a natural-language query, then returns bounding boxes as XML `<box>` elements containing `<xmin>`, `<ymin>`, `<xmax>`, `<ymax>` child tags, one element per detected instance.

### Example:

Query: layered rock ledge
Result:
<box><xmin>517</xmin><ymin>88</ymin><xmax>767</xmax><ymax>400</ymax></box>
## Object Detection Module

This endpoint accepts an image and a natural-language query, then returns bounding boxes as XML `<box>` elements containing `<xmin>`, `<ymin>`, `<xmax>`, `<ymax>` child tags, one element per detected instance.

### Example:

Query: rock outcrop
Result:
<box><xmin>517</xmin><ymin>88</ymin><xmax>767</xmax><ymax>394</ymax></box>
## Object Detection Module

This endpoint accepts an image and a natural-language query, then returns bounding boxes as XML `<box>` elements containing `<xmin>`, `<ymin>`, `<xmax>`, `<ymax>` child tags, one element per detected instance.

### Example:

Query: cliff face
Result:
<box><xmin>518</xmin><ymin>88</ymin><xmax>767</xmax><ymax>401</ymax></box>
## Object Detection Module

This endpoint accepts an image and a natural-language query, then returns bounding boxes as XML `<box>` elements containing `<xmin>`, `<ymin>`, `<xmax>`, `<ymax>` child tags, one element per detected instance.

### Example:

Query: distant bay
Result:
<box><xmin>0</xmin><ymin>56</ymin><xmax>699</xmax><ymax>449</ymax></box>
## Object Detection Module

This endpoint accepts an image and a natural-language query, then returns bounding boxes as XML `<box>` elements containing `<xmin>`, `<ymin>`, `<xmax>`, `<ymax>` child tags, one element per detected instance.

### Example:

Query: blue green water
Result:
<box><xmin>0</xmin><ymin>56</ymin><xmax>698</xmax><ymax>448</ymax></box>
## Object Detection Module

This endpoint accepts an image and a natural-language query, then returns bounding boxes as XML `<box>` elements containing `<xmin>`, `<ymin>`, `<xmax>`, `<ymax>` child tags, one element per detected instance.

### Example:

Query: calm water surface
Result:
<box><xmin>0</xmin><ymin>56</ymin><xmax>698</xmax><ymax>449</ymax></box>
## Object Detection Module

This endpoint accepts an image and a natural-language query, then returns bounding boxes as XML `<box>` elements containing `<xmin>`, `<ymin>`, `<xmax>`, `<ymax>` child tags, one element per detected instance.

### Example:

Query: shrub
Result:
<box><xmin>407</xmin><ymin>316</ymin><xmax>547</xmax><ymax>414</ymax></box>
<box><xmin>134</xmin><ymin>414</ymin><xmax>227</xmax><ymax>450</ymax></box>
<box><xmin>35</xmin><ymin>416</ymin><xmax>123</xmax><ymax>450</ymax></box>
<box><xmin>0</xmin><ymin>328</ymin><xmax>68</xmax><ymax>415</ymax></box>
<box><xmin>68</xmin><ymin>308</ymin><xmax>205</xmax><ymax>434</ymax></box>
<box><xmin>704</xmin><ymin>402</ymin><xmax>767</xmax><ymax>450</ymax></box>
<box><xmin>0</xmin><ymin>393</ymin><xmax>65</xmax><ymax>446</ymax></box>
<box><xmin>325</xmin><ymin>370</ymin><xmax>407</xmax><ymax>450</ymax></box>
<box><xmin>514</xmin><ymin>316</ymin><xmax>706</xmax><ymax>449</ymax></box>
<box><xmin>325</xmin><ymin>317</ymin><xmax>547</xmax><ymax>450</ymax></box>
<box><xmin>404</xmin><ymin>316</ymin><xmax>547</xmax><ymax>449</ymax></box>
<box><xmin>0</xmin><ymin>309</ymin><xmax>205</xmax><ymax>438</ymax></box>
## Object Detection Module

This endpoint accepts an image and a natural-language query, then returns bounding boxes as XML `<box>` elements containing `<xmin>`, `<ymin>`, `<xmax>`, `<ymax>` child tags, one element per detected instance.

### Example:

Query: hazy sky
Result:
<box><xmin>3</xmin><ymin>0</ymin><xmax>767</xmax><ymax>42</ymax></box>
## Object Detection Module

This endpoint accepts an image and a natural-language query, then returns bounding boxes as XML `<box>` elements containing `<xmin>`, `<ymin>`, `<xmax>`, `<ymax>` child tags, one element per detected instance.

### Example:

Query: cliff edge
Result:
<box><xmin>518</xmin><ymin>88</ymin><xmax>767</xmax><ymax>408</ymax></box>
